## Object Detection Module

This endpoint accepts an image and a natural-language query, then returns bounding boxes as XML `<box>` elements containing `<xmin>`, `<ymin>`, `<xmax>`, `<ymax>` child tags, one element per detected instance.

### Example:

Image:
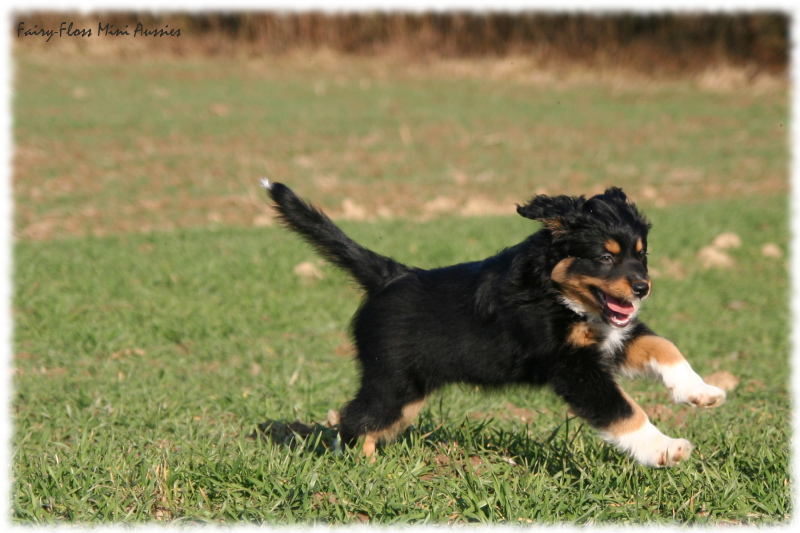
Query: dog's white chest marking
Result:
<box><xmin>600</xmin><ymin>323</ymin><xmax>631</xmax><ymax>356</ymax></box>
<box><xmin>578</xmin><ymin>319</ymin><xmax>631</xmax><ymax>359</ymax></box>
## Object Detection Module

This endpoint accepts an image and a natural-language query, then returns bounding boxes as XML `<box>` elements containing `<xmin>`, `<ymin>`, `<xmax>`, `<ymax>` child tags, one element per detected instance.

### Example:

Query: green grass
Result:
<box><xmin>13</xmin><ymin>55</ymin><xmax>788</xmax><ymax>238</ymax></box>
<box><xmin>12</xmin><ymin>194</ymin><xmax>790</xmax><ymax>524</ymax></box>
<box><xmin>12</xmin><ymin>50</ymin><xmax>790</xmax><ymax>524</ymax></box>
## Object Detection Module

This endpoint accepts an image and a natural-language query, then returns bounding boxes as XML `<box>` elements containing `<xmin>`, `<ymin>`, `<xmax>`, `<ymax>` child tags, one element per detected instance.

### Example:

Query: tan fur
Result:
<box><xmin>605</xmin><ymin>239</ymin><xmax>621</xmax><ymax>254</ymax></box>
<box><xmin>568</xmin><ymin>322</ymin><xmax>597</xmax><ymax>347</ymax></box>
<box><xmin>635</xmin><ymin>238</ymin><xmax>644</xmax><ymax>253</ymax></box>
<box><xmin>551</xmin><ymin>259</ymin><xmax>600</xmax><ymax>311</ymax></box>
<box><xmin>605</xmin><ymin>278</ymin><xmax>635</xmax><ymax>299</ymax></box>
<box><xmin>543</xmin><ymin>219</ymin><xmax>567</xmax><ymax>236</ymax></box>
<box><xmin>551</xmin><ymin>258</ymin><xmax>638</xmax><ymax>313</ymax></box>
<box><xmin>603</xmin><ymin>388</ymin><xmax>648</xmax><ymax>436</ymax></box>
<box><xmin>550</xmin><ymin>257</ymin><xmax>575</xmax><ymax>284</ymax></box>
<box><xmin>362</xmin><ymin>434</ymin><xmax>378</xmax><ymax>458</ymax></box>
<box><xmin>623</xmin><ymin>335</ymin><xmax>685</xmax><ymax>373</ymax></box>
<box><xmin>361</xmin><ymin>399</ymin><xmax>427</xmax><ymax>457</ymax></box>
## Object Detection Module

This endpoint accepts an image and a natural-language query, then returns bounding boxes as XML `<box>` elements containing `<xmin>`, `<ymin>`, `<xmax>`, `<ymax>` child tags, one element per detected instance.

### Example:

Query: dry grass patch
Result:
<box><xmin>13</xmin><ymin>51</ymin><xmax>788</xmax><ymax>241</ymax></box>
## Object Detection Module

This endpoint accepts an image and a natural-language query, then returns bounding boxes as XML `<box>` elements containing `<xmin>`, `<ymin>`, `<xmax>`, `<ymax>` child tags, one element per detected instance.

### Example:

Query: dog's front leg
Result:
<box><xmin>597</xmin><ymin>388</ymin><xmax>694</xmax><ymax>467</ymax></box>
<box><xmin>551</xmin><ymin>357</ymin><xmax>693</xmax><ymax>467</ymax></box>
<box><xmin>622</xmin><ymin>334</ymin><xmax>726</xmax><ymax>408</ymax></box>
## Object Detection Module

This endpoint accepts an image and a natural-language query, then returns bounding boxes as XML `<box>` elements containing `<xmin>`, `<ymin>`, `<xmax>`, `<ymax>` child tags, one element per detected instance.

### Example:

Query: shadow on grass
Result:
<box><xmin>406</xmin><ymin>414</ymin><xmax>595</xmax><ymax>478</ymax></box>
<box><xmin>248</xmin><ymin>413</ymin><xmax>340</xmax><ymax>455</ymax></box>
<box><xmin>249</xmin><ymin>410</ymin><xmax>593</xmax><ymax>477</ymax></box>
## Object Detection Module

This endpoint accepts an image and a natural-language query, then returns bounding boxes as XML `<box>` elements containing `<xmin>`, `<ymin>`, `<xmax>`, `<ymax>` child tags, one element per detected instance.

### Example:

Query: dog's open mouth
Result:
<box><xmin>593</xmin><ymin>288</ymin><xmax>635</xmax><ymax>328</ymax></box>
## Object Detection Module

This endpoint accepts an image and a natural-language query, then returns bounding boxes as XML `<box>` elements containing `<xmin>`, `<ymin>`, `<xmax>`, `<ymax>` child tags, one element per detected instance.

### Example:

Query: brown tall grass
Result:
<box><xmin>14</xmin><ymin>11</ymin><xmax>787</xmax><ymax>74</ymax></box>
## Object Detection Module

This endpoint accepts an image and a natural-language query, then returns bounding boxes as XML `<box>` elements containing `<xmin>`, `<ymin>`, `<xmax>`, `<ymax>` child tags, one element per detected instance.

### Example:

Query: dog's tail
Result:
<box><xmin>263</xmin><ymin>179</ymin><xmax>411</xmax><ymax>294</ymax></box>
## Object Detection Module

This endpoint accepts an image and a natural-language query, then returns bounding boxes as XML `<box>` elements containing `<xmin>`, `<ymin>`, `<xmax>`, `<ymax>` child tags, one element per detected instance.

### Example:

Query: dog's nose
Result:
<box><xmin>631</xmin><ymin>281</ymin><xmax>650</xmax><ymax>298</ymax></box>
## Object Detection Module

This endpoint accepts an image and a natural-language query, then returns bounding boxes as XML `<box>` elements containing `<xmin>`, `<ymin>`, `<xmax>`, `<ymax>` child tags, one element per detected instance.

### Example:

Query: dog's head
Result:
<box><xmin>518</xmin><ymin>187</ymin><xmax>652</xmax><ymax>328</ymax></box>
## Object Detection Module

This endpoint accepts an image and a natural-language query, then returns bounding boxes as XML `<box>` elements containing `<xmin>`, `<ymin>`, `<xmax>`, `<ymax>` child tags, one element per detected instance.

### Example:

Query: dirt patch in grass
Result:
<box><xmin>13</xmin><ymin>156</ymin><xmax>787</xmax><ymax>242</ymax></box>
<box><xmin>13</xmin><ymin>51</ymin><xmax>788</xmax><ymax>241</ymax></box>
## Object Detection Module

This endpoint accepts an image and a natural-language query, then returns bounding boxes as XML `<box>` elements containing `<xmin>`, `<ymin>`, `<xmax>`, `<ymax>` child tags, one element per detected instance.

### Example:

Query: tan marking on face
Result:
<box><xmin>604</xmin><ymin>278</ymin><xmax>636</xmax><ymax>301</ymax></box>
<box><xmin>361</xmin><ymin>398</ymin><xmax>427</xmax><ymax>458</ymax></box>
<box><xmin>550</xmin><ymin>257</ymin><xmax>575</xmax><ymax>285</ymax></box>
<box><xmin>605</xmin><ymin>239</ymin><xmax>621</xmax><ymax>255</ymax></box>
<box><xmin>551</xmin><ymin>259</ymin><xmax>599</xmax><ymax>312</ymax></box>
<box><xmin>623</xmin><ymin>335</ymin><xmax>685</xmax><ymax>373</ymax></box>
<box><xmin>568</xmin><ymin>322</ymin><xmax>597</xmax><ymax>347</ymax></box>
<box><xmin>635</xmin><ymin>238</ymin><xmax>644</xmax><ymax>253</ymax></box>
<box><xmin>552</xmin><ymin>258</ymin><xmax>646</xmax><ymax>318</ymax></box>
<box><xmin>604</xmin><ymin>388</ymin><xmax>648</xmax><ymax>436</ymax></box>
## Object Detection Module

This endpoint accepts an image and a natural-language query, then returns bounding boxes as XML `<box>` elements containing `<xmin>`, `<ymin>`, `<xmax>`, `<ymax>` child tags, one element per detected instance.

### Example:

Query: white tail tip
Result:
<box><xmin>259</xmin><ymin>178</ymin><xmax>272</xmax><ymax>190</ymax></box>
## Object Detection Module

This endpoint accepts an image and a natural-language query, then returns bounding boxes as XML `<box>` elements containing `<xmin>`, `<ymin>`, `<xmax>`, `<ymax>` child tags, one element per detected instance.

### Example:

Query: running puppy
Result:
<box><xmin>263</xmin><ymin>180</ymin><xmax>725</xmax><ymax>467</ymax></box>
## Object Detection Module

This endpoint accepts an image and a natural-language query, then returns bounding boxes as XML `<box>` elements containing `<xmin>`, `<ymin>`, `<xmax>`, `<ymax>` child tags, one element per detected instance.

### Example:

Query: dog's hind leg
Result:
<box><xmin>362</xmin><ymin>399</ymin><xmax>426</xmax><ymax>458</ymax></box>
<box><xmin>339</xmin><ymin>386</ymin><xmax>426</xmax><ymax>459</ymax></box>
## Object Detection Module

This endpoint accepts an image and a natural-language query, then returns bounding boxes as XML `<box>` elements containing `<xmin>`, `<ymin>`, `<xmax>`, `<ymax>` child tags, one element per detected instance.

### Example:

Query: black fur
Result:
<box><xmin>267</xmin><ymin>182</ymin><xmax>656</xmax><ymax>449</ymax></box>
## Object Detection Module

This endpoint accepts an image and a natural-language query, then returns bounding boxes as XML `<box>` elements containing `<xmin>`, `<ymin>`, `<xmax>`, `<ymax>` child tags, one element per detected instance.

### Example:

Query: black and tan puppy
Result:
<box><xmin>263</xmin><ymin>180</ymin><xmax>725</xmax><ymax>467</ymax></box>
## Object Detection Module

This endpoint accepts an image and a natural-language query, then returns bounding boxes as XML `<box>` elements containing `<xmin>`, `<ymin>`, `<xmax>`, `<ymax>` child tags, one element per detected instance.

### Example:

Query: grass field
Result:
<box><xmin>11</xmin><ymin>50</ymin><xmax>790</xmax><ymax>524</ymax></box>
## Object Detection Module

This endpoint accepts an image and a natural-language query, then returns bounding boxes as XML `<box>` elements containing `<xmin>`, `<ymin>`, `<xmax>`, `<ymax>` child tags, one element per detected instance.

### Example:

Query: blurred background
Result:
<box><xmin>12</xmin><ymin>11</ymin><xmax>789</xmax><ymax>240</ymax></box>
<box><xmin>14</xmin><ymin>12</ymin><xmax>789</xmax><ymax>69</ymax></box>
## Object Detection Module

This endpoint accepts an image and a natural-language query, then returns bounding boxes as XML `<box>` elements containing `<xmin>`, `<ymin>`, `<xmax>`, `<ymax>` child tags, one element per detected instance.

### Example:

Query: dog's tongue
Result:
<box><xmin>605</xmin><ymin>294</ymin><xmax>634</xmax><ymax>315</ymax></box>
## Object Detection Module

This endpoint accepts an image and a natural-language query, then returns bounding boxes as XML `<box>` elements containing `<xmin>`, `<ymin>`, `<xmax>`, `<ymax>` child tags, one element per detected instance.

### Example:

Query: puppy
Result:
<box><xmin>263</xmin><ymin>180</ymin><xmax>725</xmax><ymax>467</ymax></box>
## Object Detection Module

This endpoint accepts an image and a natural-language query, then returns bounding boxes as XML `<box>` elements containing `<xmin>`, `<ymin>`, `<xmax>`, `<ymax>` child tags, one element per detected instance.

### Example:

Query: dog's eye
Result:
<box><xmin>598</xmin><ymin>254</ymin><xmax>614</xmax><ymax>264</ymax></box>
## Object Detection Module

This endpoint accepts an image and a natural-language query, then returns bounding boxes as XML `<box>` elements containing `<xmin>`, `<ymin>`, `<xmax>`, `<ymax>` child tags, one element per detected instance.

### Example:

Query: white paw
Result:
<box><xmin>607</xmin><ymin>422</ymin><xmax>694</xmax><ymax>468</ymax></box>
<box><xmin>651</xmin><ymin>437</ymin><xmax>694</xmax><ymax>467</ymax></box>
<box><xmin>671</xmin><ymin>382</ymin><xmax>727</xmax><ymax>408</ymax></box>
<box><xmin>661</xmin><ymin>362</ymin><xmax>727</xmax><ymax>408</ymax></box>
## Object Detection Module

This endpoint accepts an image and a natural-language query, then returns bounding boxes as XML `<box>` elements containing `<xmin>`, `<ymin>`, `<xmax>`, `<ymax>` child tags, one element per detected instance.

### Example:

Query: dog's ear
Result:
<box><xmin>599</xmin><ymin>186</ymin><xmax>630</xmax><ymax>204</ymax></box>
<box><xmin>517</xmin><ymin>194</ymin><xmax>583</xmax><ymax>233</ymax></box>
<box><xmin>585</xmin><ymin>187</ymin><xmax>651</xmax><ymax>233</ymax></box>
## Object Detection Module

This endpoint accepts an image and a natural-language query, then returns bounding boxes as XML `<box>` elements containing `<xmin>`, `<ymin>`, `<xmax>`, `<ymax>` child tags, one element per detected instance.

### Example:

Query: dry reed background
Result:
<box><xmin>14</xmin><ymin>11</ymin><xmax>788</xmax><ymax>76</ymax></box>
